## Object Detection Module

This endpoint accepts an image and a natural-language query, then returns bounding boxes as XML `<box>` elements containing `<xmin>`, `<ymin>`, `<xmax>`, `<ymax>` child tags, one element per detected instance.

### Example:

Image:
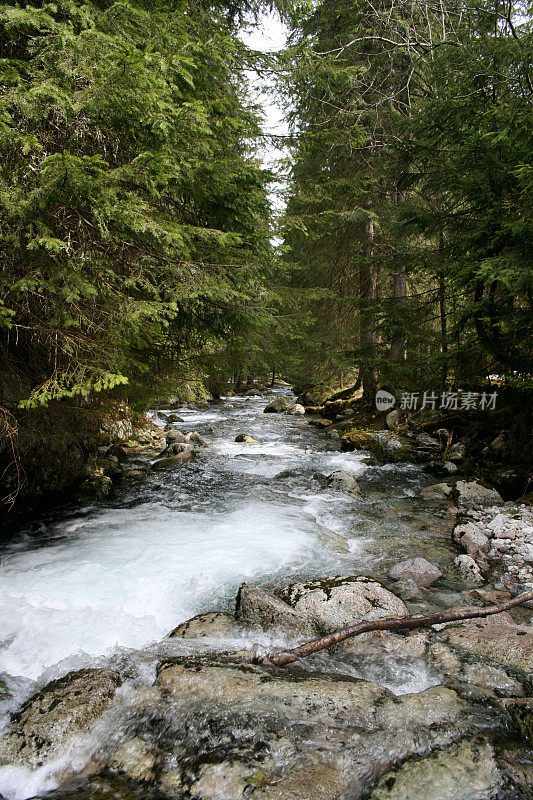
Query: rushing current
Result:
<box><xmin>0</xmin><ymin>390</ymin><xmax>459</xmax><ymax>799</ymax></box>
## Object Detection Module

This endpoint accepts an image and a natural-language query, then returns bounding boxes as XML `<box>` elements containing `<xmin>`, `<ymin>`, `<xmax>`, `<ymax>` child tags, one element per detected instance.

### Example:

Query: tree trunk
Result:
<box><xmin>359</xmin><ymin>214</ymin><xmax>377</xmax><ymax>402</ymax></box>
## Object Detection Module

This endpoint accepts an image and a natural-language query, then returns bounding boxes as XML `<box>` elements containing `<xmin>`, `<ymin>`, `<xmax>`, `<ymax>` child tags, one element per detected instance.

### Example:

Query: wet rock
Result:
<box><xmin>462</xmin><ymin>664</ymin><xmax>524</xmax><ymax>697</ymax></box>
<box><xmin>280</xmin><ymin>576</ymin><xmax>408</xmax><ymax>633</ymax></box>
<box><xmin>286</xmin><ymin>403</ymin><xmax>305</xmax><ymax>416</ymax></box>
<box><xmin>78</xmin><ymin>470</ymin><xmax>114</xmax><ymax>500</ymax></box>
<box><xmin>325</xmin><ymin>470</ymin><xmax>361</xmax><ymax>496</ymax></box>
<box><xmin>163</xmin><ymin>428</ymin><xmax>188</xmax><ymax>444</ymax></box>
<box><xmin>151</xmin><ymin>449</ymin><xmax>194</xmax><ymax>469</ymax></box>
<box><xmin>389</xmin><ymin>578</ymin><xmax>424</xmax><ymax>601</ymax></box>
<box><xmin>502</xmin><ymin>698</ymin><xmax>533</xmax><ymax>743</ymax></box>
<box><xmin>442</xmin><ymin>616</ymin><xmax>533</xmax><ymax>674</ymax></box>
<box><xmin>368</xmin><ymin>432</ymin><xmax>414</xmax><ymax>463</ymax></box>
<box><xmin>309</xmin><ymin>417</ymin><xmax>332</xmax><ymax>429</ymax></box>
<box><xmin>235</xmin><ymin>434</ymin><xmax>258</xmax><ymax>443</ymax></box>
<box><xmin>368</xmin><ymin>738</ymin><xmax>503</xmax><ymax>800</ymax></box>
<box><xmin>341</xmin><ymin>429</ymin><xmax>374</xmax><ymax>451</ymax></box>
<box><xmin>166</xmin><ymin>413</ymin><xmax>184</xmax><ymax>423</ymax></box>
<box><xmin>235</xmin><ymin>584</ymin><xmax>316</xmax><ymax>637</ymax></box>
<box><xmin>155</xmin><ymin>658</ymin><xmax>501</xmax><ymax>800</ymax></box>
<box><xmin>427</xmin><ymin>642</ymin><xmax>462</xmax><ymax>675</ymax></box>
<box><xmin>168</xmin><ymin>611</ymin><xmax>243</xmax><ymax>639</ymax></box>
<box><xmin>263</xmin><ymin>397</ymin><xmax>293</xmax><ymax>413</ymax></box>
<box><xmin>419</xmin><ymin>483</ymin><xmax>453</xmax><ymax>502</ymax></box>
<box><xmin>110</xmin><ymin>736</ymin><xmax>157</xmax><ymax>782</ymax></box>
<box><xmin>454</xmin><ymin>554</ymin><xmax>484</xmax><ymax>583</ymax></box>
<box><xmin>186</xmin><ymin>432</ymin><xmax>207</xmax><ymax>447</ymax></box>
<box><xmin>416</xmin><ymin>433</ymin><xmax>441</xmax><ymax>450</ymax></box>
<box><xmin>455</xmin><ymin>480</ymin><xmax>503</xmax><ymax>510</ymax></box>
<box><xmin>388</xmin><ymin>557</ymin><xmax>442</xmax><ymax>587</ymax></box>
<box><xmin>0</xmin><ymin>668</ymin><xmax>122</xmax><ymax>768</ymax></box>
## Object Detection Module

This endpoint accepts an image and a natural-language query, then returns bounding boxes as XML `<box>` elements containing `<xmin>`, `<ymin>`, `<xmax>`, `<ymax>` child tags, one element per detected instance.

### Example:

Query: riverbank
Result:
<box><xmin>0</xmin><ymin>389</ymin><xmax>531</xmax><ymax>799</ymax></box>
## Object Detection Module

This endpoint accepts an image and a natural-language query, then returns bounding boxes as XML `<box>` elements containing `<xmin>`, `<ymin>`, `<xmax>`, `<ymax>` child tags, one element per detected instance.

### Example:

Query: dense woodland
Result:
<box><xmin>0</xmin><ymin>0</ymin><xmax>531</xmax><ymax>510</ymax></box>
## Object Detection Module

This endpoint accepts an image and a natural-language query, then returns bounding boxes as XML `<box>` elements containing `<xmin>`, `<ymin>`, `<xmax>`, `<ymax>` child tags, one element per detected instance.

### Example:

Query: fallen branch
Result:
<box><xmin>263</xmin><ymin>590</ymin><xmax>533</xmax><ymax>666</ymax></box>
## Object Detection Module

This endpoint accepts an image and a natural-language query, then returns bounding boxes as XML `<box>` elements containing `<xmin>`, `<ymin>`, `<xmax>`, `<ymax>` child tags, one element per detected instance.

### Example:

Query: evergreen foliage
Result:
<box><xmin>0</xmin><ymin>0</ymin><xmax>274</xmax><ymax>410</ymax></box>
<box><xmin>280</xmin><ymin>0</ymin><xmax>532</xmax><ymax>396</ymax></box>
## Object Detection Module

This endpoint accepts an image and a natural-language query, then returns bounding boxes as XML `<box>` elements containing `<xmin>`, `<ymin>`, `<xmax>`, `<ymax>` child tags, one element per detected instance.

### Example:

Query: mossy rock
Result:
<box><xmin>341</xmin><ymin>429</ymin><xmax>374</xmax><ymax>450</ymax></box>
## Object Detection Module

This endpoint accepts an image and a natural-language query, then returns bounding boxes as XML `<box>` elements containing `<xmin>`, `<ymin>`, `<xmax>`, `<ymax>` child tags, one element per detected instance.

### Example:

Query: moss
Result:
<box><xmin>343</xmin><ymin>428</ymin><xmax>374</xmax><ymax>449</ymax></box>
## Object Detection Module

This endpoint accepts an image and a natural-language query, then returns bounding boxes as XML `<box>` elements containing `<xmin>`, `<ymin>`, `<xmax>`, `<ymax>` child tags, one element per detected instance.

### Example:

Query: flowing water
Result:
<box><xmin>0</xmin><ymin>391</ymin><xmax>466</xmax><ymax>799</ymax></box>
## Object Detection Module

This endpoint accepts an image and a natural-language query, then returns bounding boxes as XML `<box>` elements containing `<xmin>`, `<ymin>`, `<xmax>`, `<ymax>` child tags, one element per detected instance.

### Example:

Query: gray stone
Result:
<box><xmin>448</xmin><ymin>442</ymin><xmax>466</xmax><ymax>462</ymax></box>
<box><xmin>168</xmin><ymin>611</ymin><xmax>243</xmax><ymax>640</ymax></box>
<box><xmin>454</xmin><ymin>554</ymin><xmax>484</xmax><ymax>583</ymax></box>
<box><xmin>235</xmin><ymin>584</ymin><xmax>316</xmax><ymax>637</ymax></box>
<box><xmin>455</xmin><ymin>480</ymin><xmax>503</xmax><ymax>510</ymax></box>
<box><xmin>325</xmin><ymin>470</ymin><xmax>361</xmax><ymax>496</ymax></box>
<box><xmin>186</xmin><ymin>431</ymin><xmax>207</xmax><ymax>447</ymax></box>
<box><xmin>151</xmin><ymin>450</ymin><xmax>194</xmax><ymax>469</ymax></box>
<box><xmin>419</xmin><ymin>483</ymin><xmax>453</xmax><ymax>502</ymax></box>
<box><xmin>368</xmin><ymin>738</ymin><xmax>502</xmax><ymax>800</ymax></box>
<box><xmin>443</xmin><ymin>461</ymin><xmax>458</xmax><ymax>473</ymax></box>
<box><xmin>416</xmin><ymin>433</ymin><xmax>441</xmax><ymax>450</ymax></box>
<box><xmin>460</xmin><ymin>528</ymin><xmax>490</xmax><ymax>554</ymax></box>
<box><xmin>264</xmin><ymin>397</ymin><xmax>293</xmax><ymax>413</ymax></box>
<box><xmin>442</xmin><ymin>615</ymin><xmax>533</xmax><ymax>674</ymax></box>
<box><xmin>164</xmin><ymin>428</ymin><xmax>188</xmax><ymax>444</ymax></box>
<box><xmin>388</xmin><ymin>557</ymin><xmax>443</xmax><ymax>587</ymax></box>
<box><xmin>155</xmin><ymin>658</ymin><xmax>500</xmax><ymax>800</ymax></box>
<box><xmin>0</xmin><ymin>668</ymin><xmax>122</xmax><ymax>768</ymax></box>
<box><xmin>235</xmin><ymin>434</ymin><xmax>258</xmax><ymax>443</ymax></box>
<box><xmin>286</xmin><ymin>403</ymin><xmax>306</xmax><ymax>416</ymax></box>
<box><xmin>281</xmin><ymin>576</ymin><xmax>408</xmax><ymax>633</ymax></box>
<box><xmin>386</xmin><ymin>409</ymin><xmax>400</xmax><ymax>431</ymax></box>
<box><xmin>462</xmin><ymin>664</ymin><xmax>523</xmax><ymax>697</ymax></box>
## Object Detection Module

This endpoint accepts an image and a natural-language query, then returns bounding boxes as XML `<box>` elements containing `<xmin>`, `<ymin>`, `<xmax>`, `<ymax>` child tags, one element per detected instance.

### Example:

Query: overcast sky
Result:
<box><xmin>240</xmin><ymin>13</ymin><xmax>289</xmax><ymax>210</ymax></box>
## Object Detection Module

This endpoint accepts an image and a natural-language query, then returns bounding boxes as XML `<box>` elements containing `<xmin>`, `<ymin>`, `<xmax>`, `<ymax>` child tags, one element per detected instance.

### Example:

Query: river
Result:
<box><xmin>0</xmin><ymin>390</ymin><xmax>467</xmax><ymax>798</ymax></box>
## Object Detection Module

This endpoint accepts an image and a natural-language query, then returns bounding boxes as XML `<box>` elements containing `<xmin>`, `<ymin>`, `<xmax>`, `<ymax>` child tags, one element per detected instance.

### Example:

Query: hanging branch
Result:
<box><xmin>262</xmin><ymin>590</ymin><xmax>533</xmax><ymax>667</ymax></box>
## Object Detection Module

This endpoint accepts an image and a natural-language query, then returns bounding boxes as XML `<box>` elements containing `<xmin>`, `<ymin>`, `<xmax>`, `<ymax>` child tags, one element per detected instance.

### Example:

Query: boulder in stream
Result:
<box><xmin>0</xmin><ymin>668</ymin><xmax>122</xmax><ymax>768</ymax></box>
<box><xmin>235</xmin><ymin>584</ymin><xmax>316</xmax><ymax>637</ymax></box>
<box><xmin>286</xmin><ymin>403</ymin><xmax>306</xmax><ymax>416</ymax></box>
<box><xmin>150</xmin><ymin>657</ymin><xmax>506</xmax><ymax>800</ymax></box>
<box><xmin>263</xmin><ymin>397</ymin><xmax>293</xmax><ymax>413</ymax></box>
<box><xmin>326</xmin><ymin>470</ymin><xmax>361</xmax><ymax>496</ymax></box>
<box><xmin>388</xmin><ymin>557</ymin><xmax>443</xmax><ymax>587</ymax></box>
<box><xmin>279</xmin><ymin>576</ymin><xmax>408</xmax><ymax>633</ymax></box>
<box><xmin>235</xmin><ymin>434</ymin><xmax>258</xmax><ymax>443</ymax></box>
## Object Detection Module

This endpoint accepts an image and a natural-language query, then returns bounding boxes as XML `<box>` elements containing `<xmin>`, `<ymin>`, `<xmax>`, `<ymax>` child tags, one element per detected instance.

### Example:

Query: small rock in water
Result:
<box><xmin>326</xmin><ymin>470</ymin><xmax>361</xmax><ymax>496</ymax></box>
<box><xmin>235</xmin><ymin>433</ymin><xmax>258</xmax><ymax>443</ymax></box>
<box><xmin>168</xmin><ymin>611</ymin><xmax>243</xmax><ymax>639</ymax></box>
<box><xmin>388</xmin><ymin>557</ymin><xmax>443</xmax><ymax>587</ymax></box>
<box><xmin>286</xmin><ymin>403</ymin><xmax>306</xmax><ymax>415</ymax></box>
<box><xmin>263</xmin><ymin>397</ymin><xmax>293</xmax><ymax>413</ymax></box>
<box><xmin>454</xmin><ymin>554</ymin><xmax>484</xmax><ymax>584</ymax></box>
<box><xmin>419</xmin><ymin>483</ymin><xmax>453</xmax><ymax>501</ymax></box>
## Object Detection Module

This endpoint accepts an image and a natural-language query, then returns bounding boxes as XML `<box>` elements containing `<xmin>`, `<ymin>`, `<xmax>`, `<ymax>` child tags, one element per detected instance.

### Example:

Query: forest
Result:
<box><xmin>0</xmin><ymin>0</ymin><xmax>531</xmax><ymax>509</ymax></box>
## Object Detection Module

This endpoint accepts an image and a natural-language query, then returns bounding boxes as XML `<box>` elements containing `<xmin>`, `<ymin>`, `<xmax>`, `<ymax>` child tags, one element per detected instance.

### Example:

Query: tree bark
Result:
<box><xmin>263</xmin><ymin>590</ymin><xmax>533</xmax><ymax>666</ymax></box>
<box><xmin>359</xmin><ymin>213</ymin><xmax>378</xmax><ymax>401</ymax></box>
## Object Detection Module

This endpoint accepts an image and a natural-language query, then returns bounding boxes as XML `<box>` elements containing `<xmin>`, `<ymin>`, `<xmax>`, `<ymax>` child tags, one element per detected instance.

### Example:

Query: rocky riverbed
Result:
<box><xmin>0</xmin><ymin>389</ymin><xmax>531</xmax><ymax>799</ymax></box>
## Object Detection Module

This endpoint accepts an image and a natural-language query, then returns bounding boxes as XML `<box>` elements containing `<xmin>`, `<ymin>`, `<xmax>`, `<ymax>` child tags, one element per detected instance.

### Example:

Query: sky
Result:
<box><xmin>239</xmin><ymin>13</ymin><xmax>290</xmax><ymax>210</ymax></box>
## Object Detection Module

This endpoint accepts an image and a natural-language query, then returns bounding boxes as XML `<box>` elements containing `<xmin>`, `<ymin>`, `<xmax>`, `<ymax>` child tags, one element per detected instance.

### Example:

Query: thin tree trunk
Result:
<box><xmin>359</xmin><ymin>213</ymin><xmax>377</xmax><ymax>401</ymax></box>
<box><xmin>390</xmin><ymin>264</ymin><xmax>406</xmax><ymax>364</ymax></box>
<box><xmin>263</xmin><ymin>590</ymin><xmax>533</xmax><ymax>666</ymax></box>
